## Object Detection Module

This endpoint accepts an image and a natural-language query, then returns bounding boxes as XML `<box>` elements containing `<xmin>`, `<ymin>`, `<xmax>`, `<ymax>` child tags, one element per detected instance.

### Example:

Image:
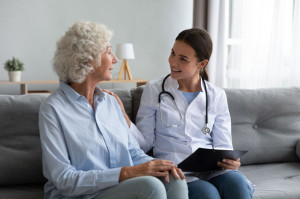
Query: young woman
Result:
<box><xmin>39</xmin><ymin>21</ymin><xmax>188</xmax><ymax>199</ymax></box>
<box><xmin>111</xmin><ymin>28</ymin><xmax>254</xmax><ymax>199</ymax></box>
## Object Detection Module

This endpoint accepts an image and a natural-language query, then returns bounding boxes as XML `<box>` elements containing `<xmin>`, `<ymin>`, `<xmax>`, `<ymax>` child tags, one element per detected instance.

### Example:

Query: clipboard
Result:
<box><xmin>177</xmin><ymin>148</ymin><xmax>247</xmax><ymax>173</ymax></box>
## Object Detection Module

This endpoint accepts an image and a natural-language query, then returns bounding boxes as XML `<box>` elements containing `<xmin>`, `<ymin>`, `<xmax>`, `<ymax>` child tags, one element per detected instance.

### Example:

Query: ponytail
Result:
<box><xmin>200</xmin><ymin>68</ymin><xmax>209</xmax><ymax>81</ymax></box>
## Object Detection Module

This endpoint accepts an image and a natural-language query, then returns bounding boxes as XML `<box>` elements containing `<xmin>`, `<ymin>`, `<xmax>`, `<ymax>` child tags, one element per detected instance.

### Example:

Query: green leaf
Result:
<box><xmin>3</xmin><ymin>57</ymin><xmax>25</xmax><ymax>71</ymax></box>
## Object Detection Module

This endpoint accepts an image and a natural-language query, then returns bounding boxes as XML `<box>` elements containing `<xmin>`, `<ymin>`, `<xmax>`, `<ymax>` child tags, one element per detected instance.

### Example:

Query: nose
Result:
<box><xmin>112</xmin><ymin>53</ymin><xmax>118</xmax><ymax>64</ymax></box>
<box><xmin>168</xmin><ymin>55</ymin><xmax>176</xmax><ymax>67</ymax></box>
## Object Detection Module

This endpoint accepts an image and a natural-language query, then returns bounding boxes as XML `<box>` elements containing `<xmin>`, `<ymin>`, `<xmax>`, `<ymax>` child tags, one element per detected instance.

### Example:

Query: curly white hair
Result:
<box><xmin>53</xmin><ymin>21</ymin><xmax>113</xmax><ymax>83</ymax></box>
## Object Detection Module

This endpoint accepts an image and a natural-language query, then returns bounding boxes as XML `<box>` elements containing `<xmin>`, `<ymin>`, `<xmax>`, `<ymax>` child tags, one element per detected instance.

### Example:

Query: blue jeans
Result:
<box><xmin>95</xmin><ymin>175</ymin><xmax>188</xmax><ymax>199</ymax></box>
<box><xmin>188</xmin><ymin>171</ymin><xmax>253</xmax><ymax>199</ymax></box>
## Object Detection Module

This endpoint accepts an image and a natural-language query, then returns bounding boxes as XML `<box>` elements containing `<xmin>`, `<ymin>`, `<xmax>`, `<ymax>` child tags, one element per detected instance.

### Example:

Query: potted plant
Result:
<box><xmin>3</xmin><ymin>57</ymin><xmax>25</xmax><ymax>82</ymax></box>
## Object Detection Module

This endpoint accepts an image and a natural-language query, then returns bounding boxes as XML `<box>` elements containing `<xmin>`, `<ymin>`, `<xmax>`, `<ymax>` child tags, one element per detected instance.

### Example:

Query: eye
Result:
<box><xmin>180</xmin><ymin>57</ymin><xmax>188</xmax><ymax>62</ymax></box>
<box><xmin>170</xmin><ymin>51</ymin><xmax>175</xmax><ymax>56</ymax></box>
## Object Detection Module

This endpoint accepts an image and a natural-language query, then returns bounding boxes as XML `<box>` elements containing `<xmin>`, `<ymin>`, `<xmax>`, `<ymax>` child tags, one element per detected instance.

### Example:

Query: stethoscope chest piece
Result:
<box><xmin>202</xmin><ymin>126</ymin><xmax>211</xmax><ymax>135</ymax></box>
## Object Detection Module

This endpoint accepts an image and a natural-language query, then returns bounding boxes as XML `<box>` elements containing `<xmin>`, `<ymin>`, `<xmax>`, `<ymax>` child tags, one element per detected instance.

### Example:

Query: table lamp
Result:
<box><xmin>116</xmin><ymin>43</ymin><xmax>135</xmax><ymax>80</ymax></box>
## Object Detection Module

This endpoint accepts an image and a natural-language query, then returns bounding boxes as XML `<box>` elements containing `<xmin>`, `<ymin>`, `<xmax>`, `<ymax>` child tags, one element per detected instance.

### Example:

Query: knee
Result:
<box><xmin>165</xmin><ymin>175</ymin><xmax>188</xmax><ymax>199</ymax></box>
<box><xmin>135</xmin><ymin>176</ymin><xmax>167</xmax><ymax>199</ymax></box>
<box><xmin>221</xmin><ymin>171</ymin><xmax>249</xmax><ymax>189</ymax></box>
<box><xmin>213</xmin><ymin>171</ymin><xmax>253</xmax><ymax>197</ymax></box>
<box><xmin>188</xmin><ymin>179</ymin><xmax>221</xmax><ymax>199</ymax></box>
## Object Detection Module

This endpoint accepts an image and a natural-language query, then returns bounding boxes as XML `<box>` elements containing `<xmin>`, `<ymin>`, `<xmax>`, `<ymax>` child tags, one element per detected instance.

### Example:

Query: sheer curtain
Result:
<box><xmin>206</xmin><ymin>0</ymin><xmax>228</xmax><ymax>88</ymax></box>
<box><xmin>194</xmin><ymin>0</ymin><xmax>300</xmax><ymax>89</ymax></box>
<box><xmin>227</xmin><ymin>0</ymin><xmax>300</xmax><ymax>88</ymax></box>
<box><xmin>290</xmin><ymin>0</ymin><xmax>300</xmax><ymax>86</ymax></box>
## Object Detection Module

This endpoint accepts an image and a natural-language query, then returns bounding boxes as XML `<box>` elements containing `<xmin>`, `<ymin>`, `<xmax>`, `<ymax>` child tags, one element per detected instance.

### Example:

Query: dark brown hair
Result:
<box><xmin>175</xmin><ymin>28</ymin><xmax>212</xmax><ymax>81</ymax></box>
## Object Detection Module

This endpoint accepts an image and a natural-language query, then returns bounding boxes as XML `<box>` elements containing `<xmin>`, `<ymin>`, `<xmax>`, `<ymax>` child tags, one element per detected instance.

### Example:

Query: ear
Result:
<box><xmin>197</xmin><ymin>59</ymin><xmax>208</xmax><ymax>70</ymax></box>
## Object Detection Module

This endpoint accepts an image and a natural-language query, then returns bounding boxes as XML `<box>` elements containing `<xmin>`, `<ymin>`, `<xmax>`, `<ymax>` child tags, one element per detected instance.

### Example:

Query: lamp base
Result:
<box><xmin>117</xmin><ymin>59</ymin><xmax>133</xmax><ymax>80</ymax></box>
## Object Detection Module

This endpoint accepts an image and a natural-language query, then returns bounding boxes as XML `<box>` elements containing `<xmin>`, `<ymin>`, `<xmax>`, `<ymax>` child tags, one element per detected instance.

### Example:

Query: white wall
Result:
<box><xmin>0</xmin><ymin>0</ymin><xmax>193</xmax><ymax>94</ymax></box>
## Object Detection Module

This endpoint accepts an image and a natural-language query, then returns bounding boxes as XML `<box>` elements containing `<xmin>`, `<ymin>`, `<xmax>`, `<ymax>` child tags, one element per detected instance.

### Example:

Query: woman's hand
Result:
<box><xmin>169</xmin><ymin>166</ymin><xmax>185</xmax><ymax>181</ymax></box>
<box><xmin>217</xmin><ymin>158</ymin><xmax>241</xmax><ymax>170</ymax></box>
<box><xmin>119</xmin><ymin>159</ymin><xmax>185</xmax><ymax>183</ymax></box>
<box><xmin>102</xmin><ymin>89</ymin><xmax>131</xmax><ymax>127</ymax></box>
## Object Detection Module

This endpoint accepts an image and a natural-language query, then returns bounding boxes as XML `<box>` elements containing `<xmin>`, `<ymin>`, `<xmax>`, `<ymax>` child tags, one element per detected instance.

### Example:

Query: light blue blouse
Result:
<box><xmin>39</xmin><ymin>82</ymin><xmax>153</xmax><ymax>199</ymax></box>
<box><xmin>181</xmin><ymin>90</ymin><xmax>201</xmax><ymax>105</ymax></box>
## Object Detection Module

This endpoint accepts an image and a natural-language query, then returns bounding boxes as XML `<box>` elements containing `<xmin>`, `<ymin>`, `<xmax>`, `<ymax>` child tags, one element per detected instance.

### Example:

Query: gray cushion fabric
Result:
<box><xmin>225</xmin><ymin>87</ymin><xmax>300</xmax><ymax>165</ymax></box>
<box><xmin>296</xmin><ymin>140</ymin><xmax>300</xmax><ymax>159</ymax></box>
<box><xmin>0</xmin><ymin>184</ymin><xmax>44</xmax><ymax>199</ymax></box>
<box><xmin>239</xmin><ymin>162</ymin><xmax>300</xmax><ymax>199</ymax></box>
<box><xmin>130</xmin><ymin>86</ymin><xmax>145</xmax><ymax>123</ymax></box>
<box><xmin>0</xmin><ymin>95</ymin><xmax>48</xmax><ymax>185</ymax></box>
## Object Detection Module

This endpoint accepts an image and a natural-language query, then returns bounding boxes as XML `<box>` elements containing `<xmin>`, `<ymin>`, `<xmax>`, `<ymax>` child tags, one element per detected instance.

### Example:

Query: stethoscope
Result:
<box><xmin>158</xmin><ymin>74</ymin><xmax>211</xmax><ymax>135</ymax></box>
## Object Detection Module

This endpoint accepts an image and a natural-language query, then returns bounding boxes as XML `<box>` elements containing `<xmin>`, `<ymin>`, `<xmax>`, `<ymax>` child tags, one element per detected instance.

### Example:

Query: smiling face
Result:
<box><xmin>93</xmin><ymin>45</ymin><xmax>118</xmax><ymax>81</ymax></box>
<box><xmin>168</xmin><ymin>40</ymin><xmax>206</xmax><ymax>82</ymax></box>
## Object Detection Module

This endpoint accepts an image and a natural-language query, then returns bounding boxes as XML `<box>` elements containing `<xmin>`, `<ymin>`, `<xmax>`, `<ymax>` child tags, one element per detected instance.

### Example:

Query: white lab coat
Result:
<box><xmin>130</xmin><ymin>75</ymin><xmax>233</xmax><ymax>166</ymax></box>
<box><xmin>130</xmin><ymin>76</ymin><xmax>254</xmax><ymax>188</ymax></box>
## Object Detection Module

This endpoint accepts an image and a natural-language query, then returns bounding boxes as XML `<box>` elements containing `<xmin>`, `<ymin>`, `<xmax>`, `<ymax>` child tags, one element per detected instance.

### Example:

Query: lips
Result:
<box><xmin>172</xmin><ymin>68</ymin><xmax>181</xmax><ymax>72</ymax></box>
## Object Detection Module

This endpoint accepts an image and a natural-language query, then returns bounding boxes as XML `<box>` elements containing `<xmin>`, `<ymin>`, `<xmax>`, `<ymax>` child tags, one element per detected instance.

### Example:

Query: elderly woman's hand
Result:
<box><xmin>119</xmin><ymin>159</ymin><xmax>185</xmax><ymax>183</ymax></box>
<box><xmin>169</xmin><ymin>166</ymin><xmax>185</xmax><ymax>182</ymax></box>
<box><xmin>217</xmin><ymin>158</ymin><xmax>241</xmax><ymax>170</ymax></box>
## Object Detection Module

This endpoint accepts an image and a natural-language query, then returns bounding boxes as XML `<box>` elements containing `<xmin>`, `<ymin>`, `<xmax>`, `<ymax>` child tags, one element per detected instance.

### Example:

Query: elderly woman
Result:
<box><xmin>39</xmin><ymin>21</ymin><xmax>188</xmax><ymax>199</ymax></box>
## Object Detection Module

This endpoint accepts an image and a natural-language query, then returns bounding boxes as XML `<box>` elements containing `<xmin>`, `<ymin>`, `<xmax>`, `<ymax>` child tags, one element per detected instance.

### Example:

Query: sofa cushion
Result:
<box><xmin>226</xmin><ymin>87</ymin><xmax>300</xmax><ymax>165</ymax></box>
<box><xmin>0</xmin><ymin>184</ymin><xmax>44</xmax><ymax>199</ymax></box>
<box><xmin>130</xmin><ymin>86</ymin><xmax>144</xmax><ymax>123</ymax></box>
<box><xmin>296</xmin><ymin>140</ymin><xmax>300</xmax><ymax>159</ymax></box>
<box><xmin>239</xmin><ymin>162</ymin><xmax>300</xmax><ymax>199</ymax></box>
<box><xmin>0</xmin><ymin>95</ymin><xmax>48</xmax><ymax>185</ymax></box>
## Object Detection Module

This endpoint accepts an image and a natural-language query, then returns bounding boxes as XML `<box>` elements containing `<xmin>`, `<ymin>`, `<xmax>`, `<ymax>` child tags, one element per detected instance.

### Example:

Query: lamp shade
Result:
<box><xmin>116</xmin><ymin>43</ymin><xmax>135</xmax><ymax>59</ymax></box>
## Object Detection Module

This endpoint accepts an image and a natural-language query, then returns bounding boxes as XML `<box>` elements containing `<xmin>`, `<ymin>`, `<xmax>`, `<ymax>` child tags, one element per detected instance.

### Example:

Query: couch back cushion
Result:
<box><xmin>0</xmin><ymin>94</ymin><xmax>48</xmax><ymax>185</ymax></box>
<box><xmin>130</xmin><ymin>86</ymin><xmax>300</xmax><ymax>165</ymax></box>
<box><xmin>226</xmin><ymin>87</ymin><xmax>300</xmax><ymax>165</ymax></box>
<box><xmin>130</xmin><ymin>86</ymin><xmax>144</xmax><ymax>123</ymax></box>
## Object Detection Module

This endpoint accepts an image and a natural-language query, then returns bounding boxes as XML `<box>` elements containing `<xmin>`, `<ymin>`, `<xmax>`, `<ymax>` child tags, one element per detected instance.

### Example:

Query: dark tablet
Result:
<box><xmin>178</xmin><ymin>148</ymin><xmax>247</xmax><ymax>172</ymax></box>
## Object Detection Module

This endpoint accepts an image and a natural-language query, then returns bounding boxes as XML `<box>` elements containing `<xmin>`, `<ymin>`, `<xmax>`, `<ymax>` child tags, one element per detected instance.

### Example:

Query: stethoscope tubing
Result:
<box><xmin>158</xmin><ymin>74</ymin><xmax>211</xmax><ymax>134</ymax></box>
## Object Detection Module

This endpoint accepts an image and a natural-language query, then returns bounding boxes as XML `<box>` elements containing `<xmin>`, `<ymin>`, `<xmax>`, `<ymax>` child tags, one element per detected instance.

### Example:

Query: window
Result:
<box><xmin>226</xmin><ymin>0</ymin><xmax>299</xmax><ymax>88</ymax></box>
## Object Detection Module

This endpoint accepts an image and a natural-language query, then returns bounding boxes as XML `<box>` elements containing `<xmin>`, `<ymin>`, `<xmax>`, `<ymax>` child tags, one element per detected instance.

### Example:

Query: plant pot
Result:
<box><xmin>8</xmin><ymin>71</ymin><xmax>22</xmax><ymax>82</ymax></box>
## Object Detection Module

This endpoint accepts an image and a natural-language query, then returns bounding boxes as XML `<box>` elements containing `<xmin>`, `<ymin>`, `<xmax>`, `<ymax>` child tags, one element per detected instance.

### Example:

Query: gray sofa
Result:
<box><xmin>1</xmin><ymin>86</ymin><xmax>300</xmax><ymax>199</ymax></box>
